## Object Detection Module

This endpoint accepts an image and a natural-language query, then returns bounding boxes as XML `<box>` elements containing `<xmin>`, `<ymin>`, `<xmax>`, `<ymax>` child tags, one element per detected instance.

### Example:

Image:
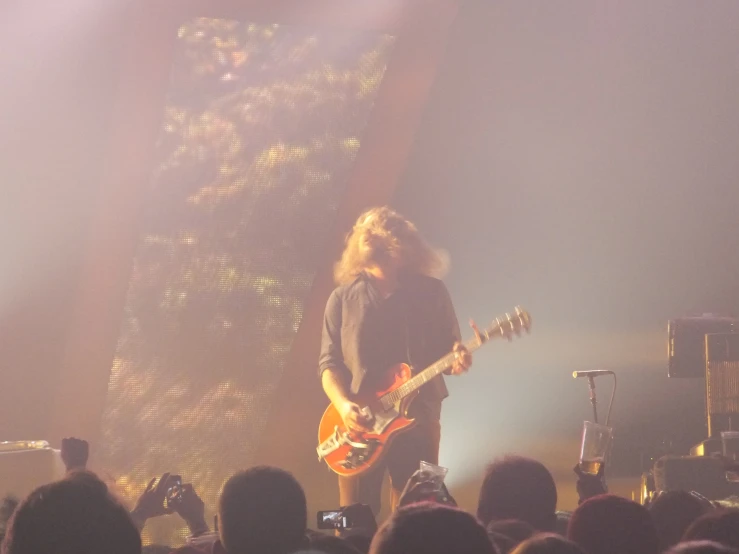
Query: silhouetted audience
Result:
<box><xmin>143</xmin><ymin>545</ymin><xmax>176</xmax><ymax>554</ymax></box>
<box><xmin>511</xmin><ymin>534</ymin><xmax>586</xmax><ymax>554</ymax></box>
<box><xmin>218</xmin><ymin>466</ymin><xmax>308</xmax><ymax>554</ymax></box>
<box><xmin>648</xmin><ymin>491</ymin><xmax>712</xmax><ymax>551</ymax></box>
<box><xmin>344</xmin><ymin>534</ymin><xmax>372</xmax><ymax>554</ymax></box>
<box><xmin>17</xmin><ymin>437</ymin><xmax>739</xmax><ymax>554</ymax></box>
<box><xmin>568</xmin><ymin>494</ymin><xmax>659</xmax><ymax>554</ymax></box>
<box><xmin>486</xmin><ymin>520</ymin><xmax>536</xmax><ymax>554</ymax></box>
<box><xmin>2</xmin><ymin>470</ymin><xmax>140</xmax><ymax>554</ymax></box>
<box><xmin>336</xmin><ymin>504</ymin><xmax>378</xmax><ymax>539</ymax></box>
<box><xmin>667</xmin><ymin>541</ymin><xmax>739</xmax><ymax>554</ymax></box>
<box><xmin>573</xmin><ymin>465</ymin><xmax>607</xmax><ymax>505</ymax></box>
<box><xmin>370</xmin><ymin>502</ymin><xmax>496</xmax><ymax>554</ymax></box>
<box><xmin>487</xmin><ymin>520</ymin><xmax>536</xmax><ymax>544</ymax></box>
<box><xmin>683</xmin><ymin>510</ymin><xmax>739</xmax><ymax>550</ymax></box>
<box><xmin>396</xmin><ymin>468</ymin><xmax>457</xmax><ymax>508</ymax></box>
<box><xmin>0</xmin><ymin>496</ymin><xmax>19</xmax><ymax>545</ymax></box>
<box><xmin>477</xmin><ymin>456</ymin><xmax>558</xmax><ymax>532</ymax></box>
<box><xmin>307</xmin><ymin>534</ymin><xmax>361</xmax><ymax>554</ymax></box>
<box><xmin>60</xmin><ymin>437</ymin><xmax>89</xmax><ymax>473</ymax></box>
<box><xmin>132</xmin><ymin>473</ymin><xmax>209</xmax><ymax>538</ymax></box>
<box><xmin>487</xmin><ymin>531</ymin><xmax>517</xmax><ymax>554</ymax></box>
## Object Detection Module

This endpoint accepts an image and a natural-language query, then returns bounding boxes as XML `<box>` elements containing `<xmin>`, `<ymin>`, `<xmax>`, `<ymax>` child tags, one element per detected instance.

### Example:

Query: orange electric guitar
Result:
<box><xmin>317</xmin><ymin>306</ymin><xmax>531</xmax><ymax>476</ymax></box>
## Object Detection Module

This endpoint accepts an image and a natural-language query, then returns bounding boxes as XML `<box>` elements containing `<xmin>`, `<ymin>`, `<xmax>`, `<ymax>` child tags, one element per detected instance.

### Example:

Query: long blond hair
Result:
<box><xmin>334</xmin><ymin>206</ymin><xmax>448</xmax><ymax>285</ymax></box>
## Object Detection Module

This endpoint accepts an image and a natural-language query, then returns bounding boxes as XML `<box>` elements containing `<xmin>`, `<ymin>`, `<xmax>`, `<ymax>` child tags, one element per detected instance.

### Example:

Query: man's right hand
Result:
<box><xmin>339</xmin><ymin>401</ymin><xmax>371</xmax><ymax>434</ymax></box>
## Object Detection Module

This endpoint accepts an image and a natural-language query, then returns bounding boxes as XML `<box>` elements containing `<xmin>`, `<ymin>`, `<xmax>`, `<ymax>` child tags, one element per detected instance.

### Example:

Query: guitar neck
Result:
<box><xmin>379</xmin><ymin>335</ymin><xmax>491</xmax><ymax>409</ymax></box>
<box><xmin>377</xmin><ymin>308</ymin><xmax>530</xmax><ymax>410</ymax></box>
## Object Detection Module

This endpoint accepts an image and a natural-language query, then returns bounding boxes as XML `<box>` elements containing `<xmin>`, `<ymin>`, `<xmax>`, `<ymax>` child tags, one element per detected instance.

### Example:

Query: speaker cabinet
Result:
<box><xmin>653</xmin><ymin>455</ymin><xmax>739</xmax><ymax>500</ymax></box>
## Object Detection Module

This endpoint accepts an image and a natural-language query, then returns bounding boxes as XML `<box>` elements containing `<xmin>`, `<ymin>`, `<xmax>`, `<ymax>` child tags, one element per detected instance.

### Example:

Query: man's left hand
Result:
<box><xmin>450</xmin><ymin>342</ymin><xmax>472</xmax><ymax>375</ymax></box>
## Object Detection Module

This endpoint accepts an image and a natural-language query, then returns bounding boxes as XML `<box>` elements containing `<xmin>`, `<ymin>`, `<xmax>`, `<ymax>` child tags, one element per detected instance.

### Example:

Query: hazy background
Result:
<box><xmin>2</xmin><ymin>0</ymin><xmax>739</xmax><ymax>519</ymax></box>
<box><xmin>394</xmin><ymin>1</ymin><xmax>739</xmax><ymax>502</ymax></box>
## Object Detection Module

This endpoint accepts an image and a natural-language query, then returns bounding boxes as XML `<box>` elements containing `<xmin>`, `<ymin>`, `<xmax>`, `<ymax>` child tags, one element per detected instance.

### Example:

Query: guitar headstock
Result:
<box><xmin>480</xmin><ymin>306</ymin><xmax>531</xmax><ymax>342</ymax></box>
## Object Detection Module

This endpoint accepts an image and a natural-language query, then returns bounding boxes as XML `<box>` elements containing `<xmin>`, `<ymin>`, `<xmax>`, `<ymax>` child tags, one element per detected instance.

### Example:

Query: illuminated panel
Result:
<box><xmin>98</xmin><ymin>18</ymin><xmax>393</xmax><ymax>545</ymax></box>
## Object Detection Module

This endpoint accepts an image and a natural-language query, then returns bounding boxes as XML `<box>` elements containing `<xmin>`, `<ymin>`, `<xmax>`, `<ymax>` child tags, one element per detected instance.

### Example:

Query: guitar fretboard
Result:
<box><xmin>378</xmin><ymin>323</ymin><xmax>510</xmax><ymax>411</ymax></box>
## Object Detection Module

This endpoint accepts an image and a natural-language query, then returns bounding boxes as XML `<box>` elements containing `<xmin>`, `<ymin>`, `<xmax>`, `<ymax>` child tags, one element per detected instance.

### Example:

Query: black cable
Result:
<box><xmin>604</xmin><ymin>372</ymin><xmax>617</xmax><ymax>427</ymax></box>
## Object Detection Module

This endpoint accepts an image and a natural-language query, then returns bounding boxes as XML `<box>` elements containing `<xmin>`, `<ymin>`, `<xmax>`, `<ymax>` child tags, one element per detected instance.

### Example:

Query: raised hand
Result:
<box><xmin>130</xmin><ymin>473</ymin><xmax>173</xmax><ymax>529</ymax></box>
<box><xmin>574</xmin><ymin>464</ymin><xmax>608</xmax><ymax>504</ymax></box>
<box><xmin>173</xmin><ymin>484</ymin><xmax>209</xmax><ymax>536</ymax></box>
<box><xmin>341</xmin><ymin>503</ymin><xmax>377</xmax><ymax>534</ymax></box>
<box><xmin>397</xmin><ymin>469</ymin><xmax>457</xmax><ymax>508</ymax></box>
<box><xmin>61</xmin><ymin>437</ymin><xmax>89</xmax><ymax>472</ymax></box>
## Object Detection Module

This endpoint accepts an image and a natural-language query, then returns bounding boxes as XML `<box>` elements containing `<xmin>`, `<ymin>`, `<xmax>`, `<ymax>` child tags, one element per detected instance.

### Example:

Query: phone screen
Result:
<box><xmin>166</xmin><ymin>476</ymin><xmax>183</xmax><ymax>507</ymax></box>
<box><xmin>317</xmin><ymin>510</ymin><xmax>349</xmax><ymax>530</ymax></box>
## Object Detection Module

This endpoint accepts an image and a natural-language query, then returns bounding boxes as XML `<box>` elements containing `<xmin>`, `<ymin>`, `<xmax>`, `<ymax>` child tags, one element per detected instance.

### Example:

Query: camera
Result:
<box><xmin>317</xmin><ymin>509</ymin><xmax>352</xmax><ymax>530</ymax></box>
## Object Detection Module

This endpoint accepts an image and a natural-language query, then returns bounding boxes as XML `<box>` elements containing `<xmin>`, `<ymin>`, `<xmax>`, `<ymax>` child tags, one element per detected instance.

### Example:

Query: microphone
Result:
<box><xmin>572</xmin><ymin>369</ymin><xmax>614</xmax><ymax>379</ymax></box>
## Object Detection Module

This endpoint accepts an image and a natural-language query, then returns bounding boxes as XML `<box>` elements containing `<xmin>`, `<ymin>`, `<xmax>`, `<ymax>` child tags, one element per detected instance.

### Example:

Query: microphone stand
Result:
<box><xmin>588</xmin><ymin>376</ymin><xmax>598</xmax><ymax>424</ymax></box>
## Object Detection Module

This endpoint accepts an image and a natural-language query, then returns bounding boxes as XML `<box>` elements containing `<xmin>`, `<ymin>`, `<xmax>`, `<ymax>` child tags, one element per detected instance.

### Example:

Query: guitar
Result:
<box><xmin>317</xmin><ymin>306</ymin><xmax>531</xmax><ymax>476</ymax></box>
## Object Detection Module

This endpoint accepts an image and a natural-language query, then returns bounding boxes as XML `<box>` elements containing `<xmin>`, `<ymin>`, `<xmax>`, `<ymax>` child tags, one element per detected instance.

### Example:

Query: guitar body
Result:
<box><xmin>318</xmin><ymin>363</ymin><xmax>419</xmax><ymax>477</ymax></box>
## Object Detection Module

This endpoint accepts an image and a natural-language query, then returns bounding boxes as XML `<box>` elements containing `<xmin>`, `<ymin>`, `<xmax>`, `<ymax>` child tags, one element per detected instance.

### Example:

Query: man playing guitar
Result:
<box><xmin>318</xmin><ymin>206</ymin><xmax>472</xmax><ymax>515</ymax></box>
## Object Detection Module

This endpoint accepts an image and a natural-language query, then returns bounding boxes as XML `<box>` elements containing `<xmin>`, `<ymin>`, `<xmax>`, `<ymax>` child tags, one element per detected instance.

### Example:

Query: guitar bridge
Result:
<box><xmin>339</xmin><ymin>438</ymin><xmax>380</xmax><ymax>470</ymax></box>
<box><xmin>316</xmin><ymin>425</ymin><xmax>381</xmax><ymax>471</ymax></box>
<box><xmin>317</xmin><ymin>426</ymin><xmax>346</xmax><ymax>461</ymax></box>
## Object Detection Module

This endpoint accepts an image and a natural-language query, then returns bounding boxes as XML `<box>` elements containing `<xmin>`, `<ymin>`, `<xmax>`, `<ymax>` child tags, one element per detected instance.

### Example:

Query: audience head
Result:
<box><xmin>667</xmin><ymin>541</ymin><xmax>739</xmax><ymax>554</ymax></box>
<box><xmin>683</xmin><ymin>510</ymin><xmax>739</xmax><ymax>550</ymax></box>
<box><xmin>2</xmin><ymin>470</ymin><xmax>140</xmax><ymax>554</ymax></box>
<box><xmin>0</xmin><ymin>495</ymin><xmax>19</xmax><ymax>544</ymax></box>
<box><xmin>218</xmin><ymin>466</ymin><xmax>307</xmax><ymax>554</ymax></box>
<box><xmin>568</xmin><ymin>494</ymin><xmax>658</xmax><ymax>554</ymax></box>
<box><xmin>142</xmin><ymin>546</ymin><xmax>174</xmax><ymax>554</ymax></box>
<box><xmin>488</xmin><ymin>532</ymin><xmax>516</xmax><ymax>554</ymax></box>
<box><xmin>370</xmin><ymin>502</ymin><xmax>496</xmax><ymax>554</ymax></box>
<box><xmin>648</xmin><ymin>491</ymin><xmax>711</xmax><ymax>551</ymax></box>
<box><xmin>477</xmin><ymin>456</ymin><xmax>558</xmax><ymax>531</ymax></box>
<box><xmin>308</xmin><ymin>535</ymin><xmax>361</xmax><ymax>554</ymax></box>
<box><xmin>487</xmin><ymin>520</ymin><xmax>536</xmax><ymax>545</ymax></box>
<box><xmin>344</xmin><ymin>534</ymin><xmax>372</xmax><ymax>554</ymax></box>
<box><xmin>511</xmin><ymin>534</ymin><xmax>586</xmax><ymax>554</ymax></box>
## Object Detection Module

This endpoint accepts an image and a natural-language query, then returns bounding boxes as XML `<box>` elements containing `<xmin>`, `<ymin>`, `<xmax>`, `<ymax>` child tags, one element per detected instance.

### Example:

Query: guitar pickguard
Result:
<box><xmin>364</xmin><ymin>403</ymin><xmax>400</xmax><ymax>435</ymax></box>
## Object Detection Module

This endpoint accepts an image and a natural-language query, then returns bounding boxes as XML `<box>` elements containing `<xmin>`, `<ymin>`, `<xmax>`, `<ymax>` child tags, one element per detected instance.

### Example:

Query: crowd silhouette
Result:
<box><xmin>2</xmin><ymin>438</ymin><xmax>739</xmax><ymax>554</ymax></box>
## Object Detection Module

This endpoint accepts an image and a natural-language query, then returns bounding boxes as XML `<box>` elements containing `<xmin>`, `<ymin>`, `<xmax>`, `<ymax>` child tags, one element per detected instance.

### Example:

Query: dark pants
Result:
<box><xmin>338</xmin><ymin>419</ymin><xmax>441</xmax><ymax>515</ymax></box>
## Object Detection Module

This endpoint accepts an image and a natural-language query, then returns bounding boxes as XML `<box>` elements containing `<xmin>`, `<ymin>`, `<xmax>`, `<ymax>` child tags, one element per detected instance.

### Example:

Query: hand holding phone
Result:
<box><xmin>317</xmin><ymin>504</ymin><xmax>375</xmax><ymax>532</ymax></box>
<box><xmin>131</xmin><ymin>472</ymin><xmax>175</xmax><ymax>529</ymax></box>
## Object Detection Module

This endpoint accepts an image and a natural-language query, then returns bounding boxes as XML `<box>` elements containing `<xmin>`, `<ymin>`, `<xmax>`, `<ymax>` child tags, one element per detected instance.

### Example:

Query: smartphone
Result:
<box><xmin>317</xmin><ymin>509</ymin><xmax>352</xmax><ymax>530</ymax></box>
<box><xmin>166</xmin><ymin>475</ymin><xmax>183</xmax><ymax>508</ymax></box>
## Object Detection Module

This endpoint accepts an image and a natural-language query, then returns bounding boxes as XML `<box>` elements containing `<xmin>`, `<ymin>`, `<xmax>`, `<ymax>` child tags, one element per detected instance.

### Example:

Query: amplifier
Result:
<box><xmin>690</xmin><ymin>437</ymin><xmax>722</xmax><ymax>457</ymax></box>
<box><xmin>0</xmin><ymin>447</ymin><xmax>65</xmax><ymax>500</ymax></box>
<box><xmin>706</xmin><ymin>333</ymin><xmax>739</xmax><ymax>436</ymax></box>
<box><xmin>668</xmin><ymin>316</ymin><xmax>737</xmax><ymax>378</ymax></box>
<box><xmin>653</xmin><ymin>455</ymin><xmax>738</xmax><ymax>500</ymax></box>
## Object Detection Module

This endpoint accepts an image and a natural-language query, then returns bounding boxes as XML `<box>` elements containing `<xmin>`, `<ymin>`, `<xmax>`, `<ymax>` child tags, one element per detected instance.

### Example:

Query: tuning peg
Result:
<box><xmin>513</xmin><ymin>306</ymin><xmax>532</xmax><ymax>333</ymax></box>
<box><xmin>506</xmin><ymin>313</ymin><xmax>516</xmax><ymax>340</ymax></box>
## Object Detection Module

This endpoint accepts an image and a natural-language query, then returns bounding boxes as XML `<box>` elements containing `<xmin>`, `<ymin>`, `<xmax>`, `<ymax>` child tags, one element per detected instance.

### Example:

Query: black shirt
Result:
<box><xmin>318</xmin><ymin>272</ymin><xmax>461</xmax><ymax>421</ymax></box>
